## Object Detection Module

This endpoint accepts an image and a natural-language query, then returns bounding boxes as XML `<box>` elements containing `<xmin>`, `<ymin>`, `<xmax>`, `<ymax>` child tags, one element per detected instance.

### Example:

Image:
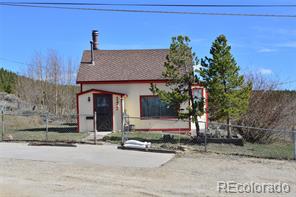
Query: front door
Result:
<box><xmin>94</xmin><ymin>94</ymin><xmax>113</xmax><ymax>131</ymax></box>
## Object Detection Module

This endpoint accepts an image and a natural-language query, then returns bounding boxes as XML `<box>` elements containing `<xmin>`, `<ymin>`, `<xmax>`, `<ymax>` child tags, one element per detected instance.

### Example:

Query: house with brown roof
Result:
<box><xmin>76</xmin><ymin>30</ymin><xmax>207</xmax><ymax>134</ymax></box>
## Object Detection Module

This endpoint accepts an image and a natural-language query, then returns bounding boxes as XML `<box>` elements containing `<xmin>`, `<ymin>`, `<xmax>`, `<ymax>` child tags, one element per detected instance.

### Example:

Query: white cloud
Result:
<box><xmin>252</xmin><ymin>26</ymin><xmax>296</xmax><ymax>36</ymax></box>
<box><xmin>257</xmin><ymin>68</ymin><xmax>273</xmax><ymax>75</ymax></box>
<box><xmin>257</xmin><ymin>48</ymin><xmax>277</xmax><ymax>53</ymax></box>
<box><xmin>277</xmin><ymin>41</ymin><xmax>296</xmax><ymax>48</ymax></box>
<box><xmin>277</xmin><ymin>29</ymin><xmax>296</xmax><ymax>36</ymax></box>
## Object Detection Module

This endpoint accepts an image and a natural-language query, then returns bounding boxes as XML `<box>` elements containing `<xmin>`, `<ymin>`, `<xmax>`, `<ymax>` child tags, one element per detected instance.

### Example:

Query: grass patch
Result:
<box><xmin>4</xmin><ymin>127</ymin><xmax>88</xmax><ymax>142</ymax></box>
<box><xmin>3</xmin><ymin>115</ymin><xmax>43</xmax><ymax>128</ymax></box>
<box><xmin>0</xmin><ymin>115</ymin><xmax>89</xmax><ymax>142</ymax></box>
<box><xmin>191</xmin><ymin>142</ymin><xmax>294</xmax><ymax>160</ymax></box>
<box><xmin>103</xmin><ymin>131</ymin><xmax>192</xmax><ymax>144</ymax></box>
<box><xmin>104</xmin><ymin>131</ymin><xmax>294</xmax><ymax>160</ymax></box>
<box><xmin>4</xmin><ymin>129</ymin><xmax>89</xmax><ymax>142</ymax></box>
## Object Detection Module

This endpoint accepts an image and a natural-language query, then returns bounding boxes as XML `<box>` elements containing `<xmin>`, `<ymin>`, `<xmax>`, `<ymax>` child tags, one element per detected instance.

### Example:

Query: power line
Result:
<box><xmin>1</xmin><ymin>2</ymin><xmax>296</xmax><ymax>8</ymax></box>
<box><xmin>1</xmin><ymin>3</ymin><xmax>296</xmax><ymax>18</ymax></box>
<box><xmin>0</xmin><ymin>57</ymin><xmax>28</xmax><ymax>65</ymax></box>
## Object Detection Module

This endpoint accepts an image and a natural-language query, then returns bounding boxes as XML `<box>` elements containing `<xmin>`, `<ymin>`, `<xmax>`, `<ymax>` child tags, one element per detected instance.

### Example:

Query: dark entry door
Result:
<box><xmin>94</xmin><ymin>94</ymin><xmax>113</xmax><ymax>131</ymax></box>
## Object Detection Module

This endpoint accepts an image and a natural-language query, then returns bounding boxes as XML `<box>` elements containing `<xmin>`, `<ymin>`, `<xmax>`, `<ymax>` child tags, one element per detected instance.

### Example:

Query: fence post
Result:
<box><xmin>121</xmin><ymin>113</ymin><xmax>125</xmax><ymax>145</ymax></box>
<box><xmin>204</xmin><ymin>122</ymin><xmax>207</xmax><ymax>152</ymax></box>
<box><xmin>178</xmin><ymin>127</ymin><xmax>181</xmax><ymax>147</ymax></box>
<box><xmin>1</xmin><ymin>110</ymin><xmax>4</xmax><ymax>141</ymax></box>
<box><xmin>45</xmin><ymin>113</ymin><xmax>48</xmax><ymax>142</ymax></box>
<box><xmin>121</xmin><ymin>114</ymin><xmax>129</xmax><ymax>145</ymax></box>
<box><xmin>94</xmin><ymin>111</ymin><xmax>97</xmax><ymax>145</ymax></box>
<box><xmin>293</xmin><ymin>131</ymin><xmax>296</xmax><ymax>160</ymax></box>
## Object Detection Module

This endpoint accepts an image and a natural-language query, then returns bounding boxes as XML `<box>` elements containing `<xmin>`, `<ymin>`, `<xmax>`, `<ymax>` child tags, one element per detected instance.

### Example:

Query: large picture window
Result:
<box><xmin>140</xmin><ymin>96</ymin><xmax>177</xmax><ymax>118</ymax></box>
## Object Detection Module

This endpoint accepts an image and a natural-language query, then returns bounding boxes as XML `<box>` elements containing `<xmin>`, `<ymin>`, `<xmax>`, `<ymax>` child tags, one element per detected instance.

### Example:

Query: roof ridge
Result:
<box><xmin>83</xmin><ymin>48</ymin><xmax>169</xmax><ymax>52</ymax></box>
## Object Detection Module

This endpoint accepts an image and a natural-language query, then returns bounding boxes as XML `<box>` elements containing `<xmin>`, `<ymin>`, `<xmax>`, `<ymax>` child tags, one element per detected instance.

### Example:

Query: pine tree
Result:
<box><xmin>150</xmin><ymin>36</ymin><xmax>204</xmax><ymax>137</ymax></box>
<box><xmin>199</xmin><ymin>35</ymin><xmax>252</xmax><ymax>138</ymax></box>
<box><xmin>0</xmin><ymin>67</ymin><xmax>17</xmax><ymax>93</ymax></box>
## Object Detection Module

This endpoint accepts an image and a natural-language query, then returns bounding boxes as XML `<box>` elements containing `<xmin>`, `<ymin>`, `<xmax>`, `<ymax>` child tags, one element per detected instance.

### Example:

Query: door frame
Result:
<box><xmin>93</xmin><ymin>93</ymin><xmax>114</xmax><ymax>131</ymax></box>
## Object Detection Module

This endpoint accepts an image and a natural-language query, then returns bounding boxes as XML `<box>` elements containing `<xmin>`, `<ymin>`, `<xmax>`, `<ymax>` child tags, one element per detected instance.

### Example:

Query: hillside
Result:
<box><xmin>0</xmin><ymin>92</ymin><xmax>32</xmax><ymax>112</ymax></box>
<box><xmin>0</xmin><ymin>68</ymin><xmax>17</xmax><ymax>93</ymax></box>
<box><xmin>0</xmin><ymin>68</ymin><xmax>79</xmax><ymax>115</ymax></box>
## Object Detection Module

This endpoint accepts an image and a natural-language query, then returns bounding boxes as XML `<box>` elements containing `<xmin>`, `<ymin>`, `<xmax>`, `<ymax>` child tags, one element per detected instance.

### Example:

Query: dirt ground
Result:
<box><xmin>0</xmin><ymin>151</ymin><xmax>295</xmax><ymax>197</ymax></box>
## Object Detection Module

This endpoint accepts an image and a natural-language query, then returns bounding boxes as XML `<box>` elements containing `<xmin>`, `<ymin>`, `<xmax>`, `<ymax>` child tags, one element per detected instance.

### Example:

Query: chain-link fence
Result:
<box><xmin>117</xmin><ymin>116</ymin><xmax>197</xmax><ymax>151</ymax></box>
<box><xmin>0</xmin><ymin>111</ymin><xmax>295</xmax><ymax>160</ymax></box>
<box><xmin>0</xmin><ymin>111</ymin><xmax>95</xmax><ymax>144</ymax></box>
<box><xmin>104</xmin><ymin>115</ymin><xmax>295</xmax><ymax>160</ymax></box>
<box><xmin>204</xmin><ymin>122</ymin><xmax>295</xmax><ymax>160</ymax></box>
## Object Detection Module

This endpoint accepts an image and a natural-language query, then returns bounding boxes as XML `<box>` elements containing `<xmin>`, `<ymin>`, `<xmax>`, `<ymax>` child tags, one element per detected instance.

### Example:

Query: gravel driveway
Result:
<box><xmin>0</xmin><ymin>142</ymin><xmax>174</xmax><ymax>168</ymax></box>
<box><xmin>0</xmin><ymin>143</ymin><xmax>295</xmax><ymax>197</ymax></box>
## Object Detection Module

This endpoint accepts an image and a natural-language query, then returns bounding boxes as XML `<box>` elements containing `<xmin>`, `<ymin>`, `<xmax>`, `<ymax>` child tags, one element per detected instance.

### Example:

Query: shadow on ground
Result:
<box><xmin>17</xmin><ymin>127</ymin><xmax>77</xmax><ymax>133</ymax></box>
<box><xmin>103</xmin><ymin>135</ymin><xmax>194</xmax><ymax>144</ymax></box>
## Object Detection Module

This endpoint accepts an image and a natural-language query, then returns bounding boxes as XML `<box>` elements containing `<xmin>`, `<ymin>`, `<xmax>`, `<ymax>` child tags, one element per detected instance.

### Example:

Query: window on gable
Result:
<box><xmin>193</xmin><ymin>88</ymin><xmax>203</xmax><ymax>103</ymax></box>
<box><xmin>140</xmin><ymin>96</ymin><xmax>177</xmax><ymax>118</ymax></box>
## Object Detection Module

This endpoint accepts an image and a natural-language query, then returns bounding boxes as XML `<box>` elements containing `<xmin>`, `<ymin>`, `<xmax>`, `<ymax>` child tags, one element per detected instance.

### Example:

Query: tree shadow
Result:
<box><xmin>61</xmin><ymin>123</ymin><xmax>77</xmax><ymax>126</ymax></box>
<box><xmin>103</xmin><ymin>135</ymin><xmax>193</xmax><ymax>144</ymax></box>
<box><xmin>17</xmin><ymin>127</ymin><xmax>77</xmax><ymax>133</ymax></box>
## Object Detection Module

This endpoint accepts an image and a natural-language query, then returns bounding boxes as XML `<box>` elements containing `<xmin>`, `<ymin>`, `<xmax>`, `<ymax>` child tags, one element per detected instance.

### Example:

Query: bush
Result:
<box><xmin>238</xmin><ymin>128</ymin><xmax>276</xmax><ymax>144</ymax></box>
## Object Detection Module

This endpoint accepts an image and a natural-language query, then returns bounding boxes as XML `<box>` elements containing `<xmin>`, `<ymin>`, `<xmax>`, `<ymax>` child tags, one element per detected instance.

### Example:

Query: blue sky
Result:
<box><xmin>0</xmin><ymin>0</ymin><xmax>296</xmax><ymax>89</ymax></box>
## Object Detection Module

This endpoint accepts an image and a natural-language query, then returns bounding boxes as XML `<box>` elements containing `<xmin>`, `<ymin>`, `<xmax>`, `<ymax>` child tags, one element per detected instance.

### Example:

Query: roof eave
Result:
<box><xmin>76</xmin><ymin>79</ymin><xmax>168</xmax><ymax>84</ymax></box>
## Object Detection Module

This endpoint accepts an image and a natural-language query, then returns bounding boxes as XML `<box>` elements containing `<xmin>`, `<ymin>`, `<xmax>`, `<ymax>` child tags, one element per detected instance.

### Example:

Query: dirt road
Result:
<box><xmin>0</xmin><ymin>151</ymin><xmax>295</xmax><ymax>197</ymax></box>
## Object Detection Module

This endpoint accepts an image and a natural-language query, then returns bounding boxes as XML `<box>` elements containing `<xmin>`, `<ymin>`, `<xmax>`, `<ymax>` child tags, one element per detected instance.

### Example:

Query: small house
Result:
<box><xmin>76</xmin><ymin>30</ymin><xmax>208</xmax><ymax>135</ymax></box>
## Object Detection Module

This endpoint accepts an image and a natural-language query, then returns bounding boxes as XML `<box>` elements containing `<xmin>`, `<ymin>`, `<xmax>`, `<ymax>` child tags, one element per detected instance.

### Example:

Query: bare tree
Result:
<box><xmin>32</xmin><ymin>52</ymin><xmax>44</xmax><ymax>110</ymax></box>
<box><xmin>15</xmin><ymin>50</ymin><xmax>79</xmax><ymax>116</ymax></box>
<box><xmin>65</xmin><ymin>59</ymin><xmax>73</xmax><ymax>115</ymax></box>
<box><xmin>238</xmin><ymin>73</ymin><xmax>295</xmax><ymax>143</ymax></box>
<box><xmin>47</xmin><ymin>50</ymin><xmax>62</xmax><ymax>114</ymax></box>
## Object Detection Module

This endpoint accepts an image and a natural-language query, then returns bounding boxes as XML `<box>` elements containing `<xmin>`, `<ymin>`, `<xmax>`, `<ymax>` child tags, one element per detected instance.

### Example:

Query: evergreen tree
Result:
<box><xmin>151</xmin><ymin>36</ymin><xmax>204</xmax><ymax>137</ymax></box>
<box><xmin>0</xmin><ymin>67</ymin><xmax>17</xmax><ymax>93</ymax></box>
<box><xmin>199</xmin><ymin>35</ymin><xmax>252</xmax><ymax>138</ymax></box>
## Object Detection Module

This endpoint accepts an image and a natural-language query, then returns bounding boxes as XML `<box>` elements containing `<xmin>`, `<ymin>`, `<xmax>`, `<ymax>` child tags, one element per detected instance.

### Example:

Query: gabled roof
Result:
<box><xmin>77</xmin><ymin>89</ymin><xmax>127</xmax><ymax>96</ymax></box>
<box><xmin>77</xmin><ymin>49</ymin><xmax>169</xmax><ymax>83</ymax></box>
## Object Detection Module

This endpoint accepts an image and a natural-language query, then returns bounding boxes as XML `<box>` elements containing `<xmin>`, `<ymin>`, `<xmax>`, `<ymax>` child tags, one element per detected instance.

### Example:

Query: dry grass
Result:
<box><xmin>1</xmin><ymin>115</ymin><xmax>88</xmax><ymax>142</ymax></box>
<box><xmin>105</xmin><ymin>131</ymin><xmax>294</xmax><ymax>160</ymax></box>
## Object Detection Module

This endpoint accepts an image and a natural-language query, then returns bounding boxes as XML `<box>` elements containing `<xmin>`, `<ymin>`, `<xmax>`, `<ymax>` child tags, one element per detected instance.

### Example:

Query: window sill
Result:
<box><xmin>140</xmin><ymin>116</ymin><xmax>179</xmax><ymax>120</ymax></box>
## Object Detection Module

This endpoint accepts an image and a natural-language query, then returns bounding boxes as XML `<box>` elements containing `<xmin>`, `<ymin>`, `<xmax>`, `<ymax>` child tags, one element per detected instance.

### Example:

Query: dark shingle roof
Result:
<box><xmin>77</xmin><ymin>49</ymin><xmax>169</xmax><ymax>82</ymax></box>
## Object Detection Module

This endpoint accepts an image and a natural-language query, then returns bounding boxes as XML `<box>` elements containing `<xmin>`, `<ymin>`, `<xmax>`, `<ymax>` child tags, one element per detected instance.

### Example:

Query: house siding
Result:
<box><xmin>77</xmin><ymin>90</ymin><xmax>123</xmax><ymax>132</ymax></box>
<box><xmin>78</xmin><ymin>82</ymin><xmax>207</xmax><ymax>134</ymax></box>
<box><xmin>78</xmin><ymin>92</ymin><xmax>94</xmax><ymax>132</ymax></box>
